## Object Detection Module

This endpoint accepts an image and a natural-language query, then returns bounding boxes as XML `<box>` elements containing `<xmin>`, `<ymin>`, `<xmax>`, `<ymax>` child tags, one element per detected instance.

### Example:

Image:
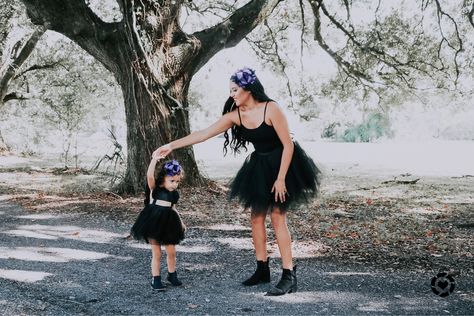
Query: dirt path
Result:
<box><xmin>1</xmin><ymin>198</ymin><xmax>473</xmax><ymax>315</ymax></box>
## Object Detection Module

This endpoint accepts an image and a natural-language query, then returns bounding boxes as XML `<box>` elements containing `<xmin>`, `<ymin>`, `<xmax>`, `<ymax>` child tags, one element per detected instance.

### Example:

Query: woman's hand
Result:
<box><xmin>271</xmin><ymin>178</ymin><xmax>287</xmax><ymax>203</ymax></box>
<box><xmin>153</xmin><ymin>144</ymin><xmax>172</xmax><ymax>159</ymax></box>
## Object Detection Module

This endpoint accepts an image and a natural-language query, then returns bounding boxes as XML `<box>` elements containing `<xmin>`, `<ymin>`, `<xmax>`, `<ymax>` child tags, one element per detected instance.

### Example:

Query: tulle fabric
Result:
<box><xmin>229</xmin><ymin>141</ymin><xmax>321</xmax><ymax>214</ymax></box>
<box><xmin>130</xmin><ymin>204</ymin><xmax>185</xmax><ymax>245</ymax></box>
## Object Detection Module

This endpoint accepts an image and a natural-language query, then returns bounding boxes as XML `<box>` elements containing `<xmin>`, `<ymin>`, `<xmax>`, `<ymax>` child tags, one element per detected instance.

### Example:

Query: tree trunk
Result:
<box><xmin>114</xmin><ymin>53</ymin><xmax>205</xmax><ymax>193</ymax></box>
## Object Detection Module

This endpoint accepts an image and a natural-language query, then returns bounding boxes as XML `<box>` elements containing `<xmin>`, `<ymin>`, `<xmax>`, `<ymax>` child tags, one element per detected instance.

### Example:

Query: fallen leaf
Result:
<box><xmin>349</xmin><ymin>232</ymin><xmax>359</xmax><ymax>239</ymax></box>
<box><xmin>325</xmin><ymin>233</ymin><xmax>338</xmax><ymax>238</ymax></box>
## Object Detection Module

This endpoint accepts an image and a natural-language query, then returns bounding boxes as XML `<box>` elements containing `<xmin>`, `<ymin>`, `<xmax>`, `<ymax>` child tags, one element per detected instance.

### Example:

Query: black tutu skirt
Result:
<box><xmin>130</xmin><ymin>204</ymin><xmax>185</xmax><ymax>245</ymax></box>
<box><xmin>229</xmin><ymin>141</ymin><xmax>321</xmax><ymax>213</ymax></box>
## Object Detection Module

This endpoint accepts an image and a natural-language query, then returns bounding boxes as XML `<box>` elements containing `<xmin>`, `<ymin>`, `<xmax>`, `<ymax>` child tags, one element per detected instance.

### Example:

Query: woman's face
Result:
<box><xmin>162</xmin><ymin>174</ymin><xmax>181</xmax><ymax>191</ymax></box>
<box><xmin>229</xmin><ymin>81</ymin><xmax>251</xmax><ymax>106</ymax></box>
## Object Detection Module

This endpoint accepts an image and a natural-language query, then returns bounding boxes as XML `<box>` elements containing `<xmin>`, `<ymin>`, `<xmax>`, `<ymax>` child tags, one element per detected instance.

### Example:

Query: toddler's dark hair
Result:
<box><xmin>144</xmin><ymin>160</ymin><xmax>184</xmax><ymax>205</ymax></box>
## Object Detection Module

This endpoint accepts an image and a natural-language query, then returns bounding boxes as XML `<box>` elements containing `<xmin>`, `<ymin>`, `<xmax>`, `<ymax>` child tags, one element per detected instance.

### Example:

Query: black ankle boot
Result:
<box><xmin>242</xmin><ymin>258</ymin><xmax>270</xmax><ymax>286</ymax></box>
<box><xmin>167</xmin><ymin>271</ymin><xmax>183</xmax><ymax>286</ymax></box>
<box><xmin>151</xmin><ymin>275</ymin><xmax>166</xmax><ymax>291</ymax></box>
<box><xmin>266</xmin><ymin>266</ymin><xmax>297</xmax><ymax>296</ymax></box>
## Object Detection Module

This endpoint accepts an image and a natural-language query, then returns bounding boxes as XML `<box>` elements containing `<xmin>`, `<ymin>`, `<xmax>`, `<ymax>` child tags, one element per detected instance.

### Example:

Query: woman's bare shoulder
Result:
<box><xmin>266</xmin><ymin>101</ymin><xmax>285</xmax><ymax>117</ymax></box>
<box><xmin>225</xmin><ymin>109</ymin><xmax>240</xmax><ymax>125</ymax></box>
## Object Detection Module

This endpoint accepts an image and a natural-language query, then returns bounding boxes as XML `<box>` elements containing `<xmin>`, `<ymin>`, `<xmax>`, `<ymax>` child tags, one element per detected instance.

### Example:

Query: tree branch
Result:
<box><xmin>191</xmin><ymin>0</ymin><xmax>283</xmax><ymax>74</ymax></box>
<box><xmin>3</xmin><ymin>92</ymin><xmax>28</xmax><ymax>103</ymax></box>
<box><xmin>309</xmin><ymin>0</ymin><xmax>456</xmax><ymax>93</ymax></box>
<box><xmin>469</xmin><ymin>2</ymin><xmax>474</xmax><ymax>28</ymax></box>
<box><xmin>298</xmin><ymin>0</ymin><xmax>306</xmax><ymax>69</ymax></box>
<box><xmin>263</xmin><ymin>20</ymin><xmax>294</xmax><ymax>108</ymax></box>
<box><xmin>246</xmin><ymin>19</ymin><xmax>294</xmax><ymax>107</ymax></box>
<box><xmin>184</xmin><ymin>0</ymin><xmax>239</xmax><ymax>18</ymax></box>
<box><xmin>0</xmin><ymin>25</ymin><xmax>45</xmax><ymax>105</ymax></box>
<box><xmin>308</xmin><ymin>0</ymin><xmax>372</xmax><ymax>83</ymax></box>
<box><xmin>14</xmin><ymin>61</ymin><xmax>63</xmax><ymax>79</ymax></box>
<box><xmin>342</xmin><ymin>0</ymin><xmax>352</xmax><ymax>20</ymax></box>
<box><xmin>432</xmin><ymin>0</ymin><xmax>463</xmax><ymax>85</ymax></box>
<box><xmin>21</xmin><ymin>0</ymin><xmax>120</xmax><ymax>39</ymax></box>
<box><xmin>20</xmin><ymin>0</ymin><xmax>123</xmax><ymax>72</ymax></box>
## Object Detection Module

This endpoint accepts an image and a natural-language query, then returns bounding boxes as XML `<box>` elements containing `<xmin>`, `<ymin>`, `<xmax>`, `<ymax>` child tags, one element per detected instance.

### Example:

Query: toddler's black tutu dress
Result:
<box><xmin>229</xmin><ymin>102</ymin><xmax>321</xmax><ymax>214</ymax></box>
<box><xmin>131</xmin><ymin>187</ymin><xmax>185</xmax><ymax>245</ymax></box>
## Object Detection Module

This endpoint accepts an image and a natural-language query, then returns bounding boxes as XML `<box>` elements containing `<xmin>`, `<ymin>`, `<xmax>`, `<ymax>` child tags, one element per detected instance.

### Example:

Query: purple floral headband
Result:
<box><xmin>231</xmin><ymin>67</ymin><xmax>257</xmax><ymax>88</ymax></box>
<box><xmin>163</xmin><ymin>160</ymin><xmax>182</xmax><ymax>176</ymax></box>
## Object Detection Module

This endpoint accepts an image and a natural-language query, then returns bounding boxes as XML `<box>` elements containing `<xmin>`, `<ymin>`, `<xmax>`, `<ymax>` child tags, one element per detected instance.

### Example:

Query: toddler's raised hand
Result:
<box><xmin>152</xmin><ymin>151</ymin><xmax>163</xmax><ymax>160</ymax></box>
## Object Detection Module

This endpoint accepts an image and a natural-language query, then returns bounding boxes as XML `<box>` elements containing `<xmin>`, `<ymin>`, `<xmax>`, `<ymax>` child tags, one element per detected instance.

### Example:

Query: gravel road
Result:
<box><xmin>0</xmin><ymin>199</ymin><xmax>473</xmax><ymax>315</ymax></box>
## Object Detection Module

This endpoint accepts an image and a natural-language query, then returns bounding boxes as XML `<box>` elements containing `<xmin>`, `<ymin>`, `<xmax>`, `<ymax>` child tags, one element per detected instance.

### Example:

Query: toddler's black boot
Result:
<box><xmin>151</xmin><ymin>275</ymin><xmax>166</xmax><ymax>291</ymax></box>
<box><xmin>266</xmin><ymin>265</ymin><xmax>297</xmax><ymax>296</ymax></box>
<box><xmin>242</xmin><ymin>258</ymin><xmax>270</xmax><ymax>286</ymax></box>
<box><xmin>167</xmin><ymin>271</ymin><xmax>183</xmax><ymax>286</ymax></box>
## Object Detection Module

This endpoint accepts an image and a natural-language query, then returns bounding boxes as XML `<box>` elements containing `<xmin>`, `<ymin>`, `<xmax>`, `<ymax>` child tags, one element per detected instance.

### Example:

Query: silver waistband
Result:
<box><xmin>150</xmin><ymin>199</ymin><xmax>172</xmax><ymax>207</ymax></box>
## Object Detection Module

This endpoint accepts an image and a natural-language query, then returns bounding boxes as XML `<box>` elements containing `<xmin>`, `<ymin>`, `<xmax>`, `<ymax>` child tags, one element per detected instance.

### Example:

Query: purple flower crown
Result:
<box><xmin>163</xmin><ymin>159</ymin><xmax>182</xmax><ymax>176</ymax></box>
<box><xmin>231</xmin><ymin>67</ymin><xmax>257</xmax><ymax>88</ymax></box>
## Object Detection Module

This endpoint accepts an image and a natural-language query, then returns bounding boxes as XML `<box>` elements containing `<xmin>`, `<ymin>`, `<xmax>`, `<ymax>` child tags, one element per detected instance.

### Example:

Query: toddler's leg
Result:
<box><xmin>150</xmin><ymin>240</ymin><xmax>166</xmax><ymax>291</ymax></box>
<box><xmin>150</xmin><ymin>240</ymin><xmax>162</xmax><ymax>276</ymax></box>
<box><xmin>165</xmin><ymin>245</ymin><xmax>182</xmax><ymax>286</ymax></box>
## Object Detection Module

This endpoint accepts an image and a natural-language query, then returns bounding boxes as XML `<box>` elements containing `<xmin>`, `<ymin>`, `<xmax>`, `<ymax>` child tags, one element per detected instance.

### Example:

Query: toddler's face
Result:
<box><xmin>163</xmin><ymin>174</ymin><xmax>181</xmax><ymax>191</ymax></box>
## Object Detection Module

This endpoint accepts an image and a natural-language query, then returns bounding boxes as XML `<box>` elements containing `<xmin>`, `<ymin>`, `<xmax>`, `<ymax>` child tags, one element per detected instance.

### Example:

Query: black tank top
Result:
<box><xmin>238</xmin><ymin>102</ymin><xmax>282</xmax><ymax>153</ymax></box>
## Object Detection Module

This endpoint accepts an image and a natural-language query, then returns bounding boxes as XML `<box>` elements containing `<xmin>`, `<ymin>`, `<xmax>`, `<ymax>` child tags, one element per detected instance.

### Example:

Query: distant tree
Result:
<box><xmin>0</xmin><ymin>0</ymin><xmax>48</xmax><ymax>106</ymax></box>
<box><xmin>26</xmin><ymin>35</ymin><xmax>124</xmax><ymax>165</ymax></box>
<box><xmin>1</xmin><ymin>0</ymin><xmax>46</xmax><ymax>152</ymax></box>
<box><xmin>0</xmin><ymin>129</ymin><xmax>8</xmax><ymax>154</ymax></box>
<box><xmin>41</xmin><ymin>90</ymin><xmax>86</xmax><ymax>168</ymax></box>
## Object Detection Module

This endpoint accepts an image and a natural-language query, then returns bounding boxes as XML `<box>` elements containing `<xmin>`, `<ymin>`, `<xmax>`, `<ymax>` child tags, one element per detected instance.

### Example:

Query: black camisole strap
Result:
<box><xmin>237</xmin><ymin>107</ymin><xmax>243</xmax><ymax>125</ymax></box>
<box><xmin>263</xmin><ymin>101</ymin><xmax>269</xmax><ymax>122</ymax></box>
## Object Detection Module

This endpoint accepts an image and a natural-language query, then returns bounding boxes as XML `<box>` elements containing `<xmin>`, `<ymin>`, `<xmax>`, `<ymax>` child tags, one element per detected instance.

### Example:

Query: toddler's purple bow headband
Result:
<box><xmin>164</xmin><ymin>160</ymin><xmax>181</xmax><ymax>176</ymax></box>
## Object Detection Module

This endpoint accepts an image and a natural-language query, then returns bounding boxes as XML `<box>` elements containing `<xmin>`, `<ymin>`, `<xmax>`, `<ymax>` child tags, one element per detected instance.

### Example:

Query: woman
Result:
<box><xmin>153</xmin><ymin>67</ymin><xmax>321</xmax><ymax>296</ymax></box>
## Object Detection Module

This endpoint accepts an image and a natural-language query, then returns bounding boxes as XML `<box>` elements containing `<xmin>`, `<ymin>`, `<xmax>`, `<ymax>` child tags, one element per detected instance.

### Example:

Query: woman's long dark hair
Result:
<box><xmin>222</xmin><ymin>76</ymin><xmax>272</xmax><ymax>156</ymax></box>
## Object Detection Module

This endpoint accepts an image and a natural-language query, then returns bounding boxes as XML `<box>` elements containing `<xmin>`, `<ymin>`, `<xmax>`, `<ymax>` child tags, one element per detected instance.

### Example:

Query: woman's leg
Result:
<box><xmin>267</xmin><ymin>208</ymin><xmax>297</xmax><ymax>295</ymax></box>
<box><xmin>242</xmin><ymin>211</ymin><xmax>271</xmax><ymax>286</ymax></box>
<box><xmin>270</xmin><ymin>208</ymin><xmax>293</xmax><ymax>269</ymax></box>
<box><xmin>150</xmin><ymin>240</ymin><xmax>162</xmax><ymax>276</ymax></box>
<box><xmin>251</xmin><ymin>211</ymin><xmax>268</xmax><ymax>260</ymax></box>
<box><xmin>164</xmin><ymin>245</ymin><xmax>177</xmax><ymax>273</ymax></box>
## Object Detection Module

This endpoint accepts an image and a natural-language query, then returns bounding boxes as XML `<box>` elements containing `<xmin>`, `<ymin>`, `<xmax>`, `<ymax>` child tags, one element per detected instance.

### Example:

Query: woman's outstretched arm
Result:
<box><xmin>153</xmin><ymin>112</ymin><xmax>236</xmax><ymax>158</ymax></box>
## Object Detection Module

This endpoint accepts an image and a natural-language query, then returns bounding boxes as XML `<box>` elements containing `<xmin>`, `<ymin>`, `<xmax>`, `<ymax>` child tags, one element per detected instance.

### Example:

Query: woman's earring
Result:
<box><xmin>231</xmin><ymin>101</ymin><xmax>236</xmax><ymax>110</ymax></box>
